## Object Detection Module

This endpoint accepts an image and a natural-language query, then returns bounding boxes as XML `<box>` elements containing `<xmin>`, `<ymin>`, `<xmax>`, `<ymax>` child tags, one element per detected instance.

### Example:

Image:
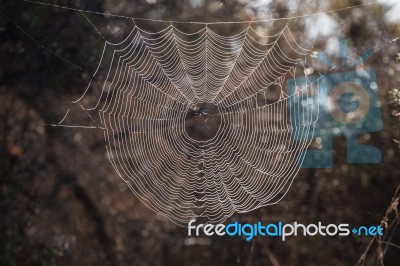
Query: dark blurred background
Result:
<box><xmin>1</xmin><ymin>0</ymin><xmax>400</xmax><ymax>265</ymax></box>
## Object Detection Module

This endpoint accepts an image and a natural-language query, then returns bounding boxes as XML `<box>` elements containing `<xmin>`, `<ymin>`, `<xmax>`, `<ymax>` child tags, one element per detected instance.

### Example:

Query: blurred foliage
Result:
<box><xmin>390</xmin><ymin>88</ymin><xmax>400</xmax><ymax>105</ymax></box>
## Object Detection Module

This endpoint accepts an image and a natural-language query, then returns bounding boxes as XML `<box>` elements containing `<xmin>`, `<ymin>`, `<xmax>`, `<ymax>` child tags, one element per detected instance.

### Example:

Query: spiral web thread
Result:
<box><xmin>64</xmin><ymin>18</ymin><xmax>321</xmax><ymax>225</ymax></box>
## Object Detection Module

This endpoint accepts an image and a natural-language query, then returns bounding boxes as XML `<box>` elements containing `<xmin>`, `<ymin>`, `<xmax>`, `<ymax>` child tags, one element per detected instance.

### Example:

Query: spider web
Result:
<box><xmin>59</xmin><ymin>18</ymin><xmax>320</xmax><ymax>225</ymax></box>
